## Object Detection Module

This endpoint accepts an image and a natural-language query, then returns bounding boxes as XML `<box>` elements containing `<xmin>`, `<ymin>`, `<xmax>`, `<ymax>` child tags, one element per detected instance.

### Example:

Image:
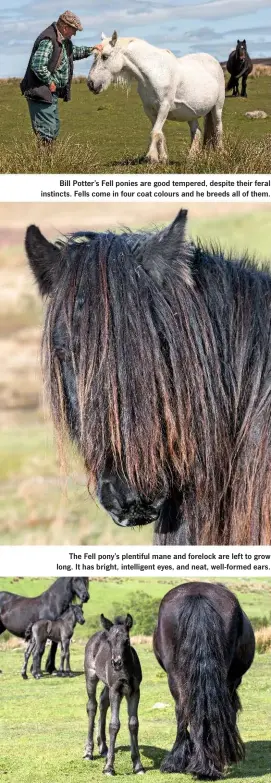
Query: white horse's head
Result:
<box><xmin>88</xmin><ymin>31</ymin><xmax>127</xmax><ymax>93</ymax></box>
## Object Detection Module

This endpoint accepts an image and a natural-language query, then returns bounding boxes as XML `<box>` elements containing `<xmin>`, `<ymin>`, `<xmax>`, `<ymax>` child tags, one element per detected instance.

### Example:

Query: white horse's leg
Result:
<box><xmin>146</xmin><ymin>102</ymin><xmax>170</xmax><ymax>164</ymax></box>
<box><xmin>188</xmin><ymin>120</ymin><xmax>202</xmax><ymax>157</ymax></box>
<box><xmin>211</xmin><ymin>105</ymin><xmax>223</xmax><ymax>150</ymax></box>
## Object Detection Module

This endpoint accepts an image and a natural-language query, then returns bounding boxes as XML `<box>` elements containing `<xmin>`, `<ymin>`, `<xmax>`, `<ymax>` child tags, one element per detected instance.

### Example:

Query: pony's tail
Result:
<box><xmin>178</xmin><ymin>596</ymin><xmax>244</xmax><ymax>779</ymax></box>
<box><xmin>24</xmin><ymin>623</ymin><xmax>33</xmax><ymax>641</ymax></box>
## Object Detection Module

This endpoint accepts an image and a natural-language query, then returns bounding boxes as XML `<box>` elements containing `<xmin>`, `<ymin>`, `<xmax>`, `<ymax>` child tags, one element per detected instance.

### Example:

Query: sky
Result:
<box><xmin>0</xmin><ymin>0</ymin><xmax>271</xmax><ymax>78</ymax></box>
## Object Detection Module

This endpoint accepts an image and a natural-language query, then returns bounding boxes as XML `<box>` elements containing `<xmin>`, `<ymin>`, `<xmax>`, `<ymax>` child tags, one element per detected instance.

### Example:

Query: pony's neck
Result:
<box><xmin>120</xmin><ymin>40</ymin><xmax>158</xmax><ymax>86</ymax></box>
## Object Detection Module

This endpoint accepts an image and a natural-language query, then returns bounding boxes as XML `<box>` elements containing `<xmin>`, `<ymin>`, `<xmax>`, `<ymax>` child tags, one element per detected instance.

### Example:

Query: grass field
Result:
<box><xmin>1</xmin><ymin>205</ymin><xmax>271</xmax><ymax>545</ymax></box>
<box><xmin>0</xmin><ymin>578</ymin><xmax>270</xmax><ymax>783</ymax></box>
<box><xmin>0</xmin><ymin>76</ymin><xmax>271</xmax><ymax>172</ymax></box>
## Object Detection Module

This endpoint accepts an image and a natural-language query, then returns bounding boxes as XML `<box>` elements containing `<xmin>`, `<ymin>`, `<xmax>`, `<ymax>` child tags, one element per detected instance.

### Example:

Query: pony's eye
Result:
<box><xmin>101</xmin><ymin>53</ymin><xmax>109</xmax><ymax>61</ymax></box>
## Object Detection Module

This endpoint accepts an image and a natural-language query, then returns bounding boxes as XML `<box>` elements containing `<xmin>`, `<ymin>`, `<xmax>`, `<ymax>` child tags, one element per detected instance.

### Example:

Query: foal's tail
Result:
<box><xmin>177</xmin><ymin>596</ymin><xmax>244</xmax><ymax>779</ymax></box>
<box><xmin>24</xmin><ymin>623</ymin><xmax>33</xmax><ymax>640</ymax></box>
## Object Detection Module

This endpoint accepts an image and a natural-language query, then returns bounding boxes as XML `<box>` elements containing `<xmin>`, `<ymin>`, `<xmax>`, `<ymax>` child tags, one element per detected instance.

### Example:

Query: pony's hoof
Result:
<box><xmin>134</xmin><ymin>768</ymin><xmax>145</xmax><ymax>775</ymax></box>
<box><xmin>33</xmin><ymin>674</ymin><xmax>42</xmax><ymax>680</ymax></box>
<box><xmin>99</xmin><ymin>746</ymin><xmax>108</xmax><ymax>758</ymax></box>
<box><xmin>21</xmin><ymin>673</ymin><xmax>28</xmax><ymax>680</ymax></box>
<box><xmin>146</xmin><ymin>155</ymin><xmax>159</xmax><ymax>165</ymax></box>
<box><xmin>83</xmin><ymin>752</ymin><xmax>93</xmax><ymax>761</ymax></box>
<box><xmin>103</xmin><ymin>769</ymin><xmax>115</xmax><ymax>776</ymax></box>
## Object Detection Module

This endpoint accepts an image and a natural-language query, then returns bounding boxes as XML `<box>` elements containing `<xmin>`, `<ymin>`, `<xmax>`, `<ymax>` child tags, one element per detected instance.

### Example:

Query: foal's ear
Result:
<box><xmin>125</xmin><ymin>613</ymin><xmax>133</xmax><ymax>630</ymax></box>
<box><xmin>141</xmin><ymin>209</ymin><xmax>190</xmax><ymax>286</ymax></box>
<box><xmin>100</xmin><ymin>613</ymin><xmax>113</xmax><ymax>631</ymax></box>
<box><xmin>25</xmin><ymin>225</ymin><xmax>62</xmax><ymax>297</ymax></box>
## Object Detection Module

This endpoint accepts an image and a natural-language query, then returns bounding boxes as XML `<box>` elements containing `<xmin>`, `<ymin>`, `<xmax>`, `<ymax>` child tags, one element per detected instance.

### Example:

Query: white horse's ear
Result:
<box><xmin>101</xmin><ymin>32</ymin><xmax>107</xmax><ymax>40</ymax></box>
<box><xmin>141</xmin><ymin>210</ymin><xmax>191</xmax><ymax>286</ymax></box>
<box><xmin>110</xmin><ymin>31</ymin><xmax>118</xmax><ymax>47</ymax></box>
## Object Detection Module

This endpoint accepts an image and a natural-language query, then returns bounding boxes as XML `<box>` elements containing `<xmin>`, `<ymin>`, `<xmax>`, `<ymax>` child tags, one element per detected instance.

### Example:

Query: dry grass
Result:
<box><xmin>251</xmin><ymin>64</ymin><xmax>271</xmax><ymax>78</ymax></box>
<box><xmin>255</xmin><ymin>626</ymin><xmax>271</xmax><ymax>654</ymax></box>
<box><xmin>0</xmin><ymin>134</ymin><xmax>100</xmax><ymax>174</ymax></box>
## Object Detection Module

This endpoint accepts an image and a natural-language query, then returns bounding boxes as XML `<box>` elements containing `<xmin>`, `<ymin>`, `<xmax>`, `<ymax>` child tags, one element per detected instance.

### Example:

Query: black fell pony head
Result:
<box><xmin>25</xmin><ymin>211</ymin><xmax>191</xmax><ymax>525</ymax></box>
<box><xmin>25</xmin><ymin>211</ymin><xmax>271</xmax><ymax>546</ymax></box>
<box><xmin>236</xmin><ymin>39</ymin><xmax>247</xmax><ymax>60</ymax></box>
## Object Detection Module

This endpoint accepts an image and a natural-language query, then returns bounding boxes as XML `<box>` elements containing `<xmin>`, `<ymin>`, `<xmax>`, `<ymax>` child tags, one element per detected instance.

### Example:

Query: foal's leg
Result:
<box><xmin>21</xmin><ymin>640</ymin><xmax>35</xmax><ymax>679</ymax></box>
<box><xmin>103</xmin><ymin>689</ymin><xmax>122</xmax><ymax>775</ymax></box>
<box><xmin>126</xmin><ymin>690</ymin><xmax>144</xmax><ymax>774</ymax></box>
<box><xmin>188</xmin><ymin>119</ymin><xmax>202</xmax><ymax>156</ymax></box>
<box><xmin>32</xmin><ymin>642</ymin><xmax>46</xmax><ymax>679</ymax></box>
<box><xmin>146</xmin><ymin>102</ymin><xmax>170</xmax><ymax>165</ymax></box>
<box><xmin>83</xmin><ymin>673</ymin><xmax>99</xmax><ymax>760</ymax></box>
<box><xmin>97</xmin><ymin>685</ymin><xmax>110</xmax><ymax>757</ymax></box>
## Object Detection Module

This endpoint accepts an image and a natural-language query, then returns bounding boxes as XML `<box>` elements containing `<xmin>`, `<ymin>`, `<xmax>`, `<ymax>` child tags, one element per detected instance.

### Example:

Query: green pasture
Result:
<box><xmin>0</xmin><ymin>578</ymin><xmax>271</xmax><ymax>639</ymax></box>
<box><xmin>0</xmin><ymin>77</ymin><xmax>271</xmax><ymax>172</ymax></box>
<box><xmin>1</xmin><ymin>209</ymin><xmax>271</xmax><ymax>546</ymax></box>
<box><xmin>0</xmin><ymin>578</ymin><xmax>270</xmax><ymax>783</ymax></box>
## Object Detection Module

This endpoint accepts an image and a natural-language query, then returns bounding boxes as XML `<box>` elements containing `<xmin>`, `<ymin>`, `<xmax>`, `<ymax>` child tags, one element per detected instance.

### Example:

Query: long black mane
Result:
<box><xmin>25</xmin><ymin>212</ymin><xmax>271</xmax><ymax>544</ymax></box>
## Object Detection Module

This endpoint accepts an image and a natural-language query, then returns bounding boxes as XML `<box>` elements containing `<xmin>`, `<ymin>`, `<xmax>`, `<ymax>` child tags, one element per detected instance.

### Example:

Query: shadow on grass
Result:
<box><xmin>226</xmin><ymin>741</ymin><xmax>271</xmax><ymax>779</ymax></box>
<box><xmin>114</xmin><ymin>743</ymin><xmax>167</xmax><ymax>771</ymax></box>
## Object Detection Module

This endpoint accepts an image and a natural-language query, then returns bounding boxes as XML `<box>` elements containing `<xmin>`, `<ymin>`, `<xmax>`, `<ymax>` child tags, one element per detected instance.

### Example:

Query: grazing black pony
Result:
<box><xmin>0</xmin><ymin>577</ymin><xmax>89</xmax><ymax>673</ymax></box>
<box><xmin>25</xmin><ymin>210</ymin><xmax>271</xmax><ymax>545</ymax></box>
<box><xmin>22</xmin><ymin>603</ymin><xmax>85</xmax><ymax>679</ymax></box>
<box><xmin>84</xmin><ymin>614</ymin><xmax>144</xmax><ymax>776</ymax></box>
<box><xmin>226</xmin><ymin>40</ymin><xmax>252</xmax><ymax>97</ymax></box>
<box><xmin>153</xmin><ymin>582</ymin><xmax>255</xmax><ymax>780</ymax></box>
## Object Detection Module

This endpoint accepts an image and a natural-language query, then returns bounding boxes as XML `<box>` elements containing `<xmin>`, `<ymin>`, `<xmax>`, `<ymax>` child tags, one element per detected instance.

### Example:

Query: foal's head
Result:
<box><xmin>71</xmin><ymin>604</ymin><xmax>85</xmax><ymax>625</ymax></box>
<box><xmin>101</xmin><ymin>613</ymin><xmax>133</xmax><ymax>671</ymax></box>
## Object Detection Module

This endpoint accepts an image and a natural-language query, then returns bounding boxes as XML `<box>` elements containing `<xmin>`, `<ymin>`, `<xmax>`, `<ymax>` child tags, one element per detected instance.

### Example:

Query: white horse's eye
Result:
<box><xmin>101</xmin><ymin>53</ymin><xmax>109</xmax><ymax>61</ymax></box>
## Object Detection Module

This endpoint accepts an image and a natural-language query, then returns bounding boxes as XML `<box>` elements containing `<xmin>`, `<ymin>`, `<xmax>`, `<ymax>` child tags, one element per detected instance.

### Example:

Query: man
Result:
<box><xmin>20</xmin><ymin>11</ymin><xmax>93</xmax><ymax>146</ymax></box>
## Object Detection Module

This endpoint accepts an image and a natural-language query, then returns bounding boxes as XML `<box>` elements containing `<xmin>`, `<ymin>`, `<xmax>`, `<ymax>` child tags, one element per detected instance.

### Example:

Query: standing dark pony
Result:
<box><xmin>226</xmin><ymin>40</ymin><xmax>252</xmax><ymax>97</ymax></box>
<box><xmin>153</xmin><ymin>582</ymin><xmax>255</xmax><ymax>780</ymax></box>
<box><xmin>0</xmin><ymin>577</ymin><xmax>89</xmax><ymax>673</ymax></box>
<box><xmin>84</xmin><ymin>614</ymin><xmax>144</xmax><ymax>776</ymax></box>
<box><xmin>25</xmin><ymin>210</ymin><xmax>271</xmax><ymax>545</ymax></box>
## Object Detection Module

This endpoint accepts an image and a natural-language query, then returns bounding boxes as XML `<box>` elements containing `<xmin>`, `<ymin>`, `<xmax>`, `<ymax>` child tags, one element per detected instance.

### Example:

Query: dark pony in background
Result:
<box><xmin>0</xmin><ymin>577</ymin><xmax>89</xmax><ymax>673</ymax></box>
<box><xmin>226</xmin><ymin>40</ymin><xmax>252</xmax><ymax>97</ymax></box>
<box><xmin>153</xmin><ymin>582</ymin><xmax>255</xmax><ymax>780</ymax></box>
<box><xmin>25</xmin><ymin>210</ymin><xmax>271</xmax><ymax>545</ymax></box>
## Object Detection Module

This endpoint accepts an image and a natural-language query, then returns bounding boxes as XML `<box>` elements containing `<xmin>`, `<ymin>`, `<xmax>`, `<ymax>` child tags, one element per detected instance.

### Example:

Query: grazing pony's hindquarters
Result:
<box><xmin>84</xmin><ymin>614</ymin><xmax>144</xmax><ymax>775</ymax></box>
<box><xmin>22</xmin><ymin>604</ymin><xmax>85</xmax><ymax>679</ymax></box>
<box><xmin>226</xmin><ymin>40</ymin><xmax>253</xmax><ymax>97</ymax></box>
<box><xmin>87</xmin><ymin>32</ymin><xmax>225</xmax><ymax>162</ymax></box>
<box><xmin>153</xmin><ymin>582</ymin><xmax>255</xmax><ymax>780</ymax></box>
<box><xmin>25</xmin><ymin>210</ymin><xmax>271</xmax><ymax>546</ymax></box>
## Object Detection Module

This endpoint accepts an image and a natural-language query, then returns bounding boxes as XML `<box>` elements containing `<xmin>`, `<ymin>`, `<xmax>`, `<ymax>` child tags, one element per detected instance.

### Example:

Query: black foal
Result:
<box><xmin>84</xmin><ymin>614</ymin><xmax>144</xmax><ymax>776</ymax></box>
<box><xmin>22</xmin><ymin>604</ymin><xmax>85</xmax><ymax>679</ymax></box>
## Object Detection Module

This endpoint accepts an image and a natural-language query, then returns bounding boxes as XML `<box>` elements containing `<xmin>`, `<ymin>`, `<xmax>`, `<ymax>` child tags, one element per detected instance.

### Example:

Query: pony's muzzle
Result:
<box><xmin>87</xmin><ymin>79</ymin><xmax>101</xmax><ymax>94</ymax></box>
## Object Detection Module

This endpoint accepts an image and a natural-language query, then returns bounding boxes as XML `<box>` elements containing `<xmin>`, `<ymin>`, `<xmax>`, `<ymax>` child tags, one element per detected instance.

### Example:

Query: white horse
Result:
<box><xmin>88</xmin><ymin>32</ymin><xmax>225</xmax><ymax>164</ymax></box>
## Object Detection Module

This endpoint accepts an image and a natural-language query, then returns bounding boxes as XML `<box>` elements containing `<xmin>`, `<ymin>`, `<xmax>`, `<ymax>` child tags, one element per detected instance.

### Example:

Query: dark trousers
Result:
<box><xmin>27</xmin><ymin>94</ymin><xmax>60</xmax><ymax>142</ymax></box>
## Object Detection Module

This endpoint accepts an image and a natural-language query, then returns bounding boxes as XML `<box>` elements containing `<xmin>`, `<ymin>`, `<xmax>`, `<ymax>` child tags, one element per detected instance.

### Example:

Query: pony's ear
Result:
<box><xmin>25</xmin><ymin>225</ymin><xmax>62</xmax><ymax>297</ymax></box>
<box><xmin>125</xmin><ymin>613</ymin><xmax>133</xmax><ymax>630</ymax></box>
<box><xmin>110</xmin><ymin>31</ymin><xmax>118</xmax><ymax>47</ymax></box>
<box><xmin>100</xmin><ymin>613</ymin><xmax>113</xmax><ymax>631</ymax></box>
<box><xmin>141</xmin><ymin>209</ymin><xmax>190</xmax><ymax>285</ymax></box>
